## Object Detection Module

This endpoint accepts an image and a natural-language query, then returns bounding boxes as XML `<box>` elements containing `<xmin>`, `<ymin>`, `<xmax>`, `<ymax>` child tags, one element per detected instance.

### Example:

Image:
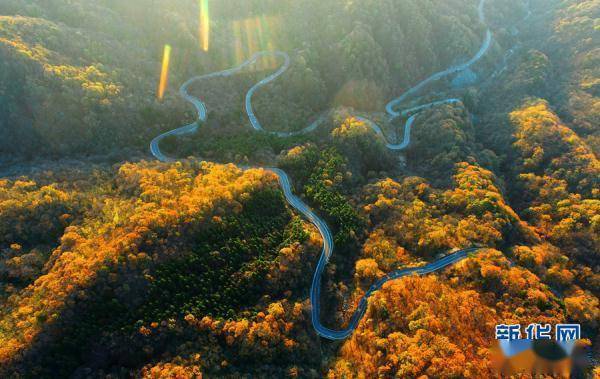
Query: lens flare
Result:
<box><xmin>157</xmin><ymin>44</ymin><xmax>172</xmax><ymax>101</ymax></box>
<box><xmin>232</xmin><ymin>20</ymin><xmax>245</xmax><ymax>65</ymax></box>
<box><xmin>244</xmin><ymin>18</ymin><xmax>257</xmax><ymax>59</ymax></box>
<box><xmin>229</xmin><ymin>16</ymin><xmax>282</xmax><ymax>68</ymax></box>
<box><xmin>199</xmin><ymin>0</ymin><xmax>210</xmax><ymax>51</ymax></box>
<box><xmin>260</xmin><ymin>16</ymin><xmax>278</xmax><ymax>68</ymax></box>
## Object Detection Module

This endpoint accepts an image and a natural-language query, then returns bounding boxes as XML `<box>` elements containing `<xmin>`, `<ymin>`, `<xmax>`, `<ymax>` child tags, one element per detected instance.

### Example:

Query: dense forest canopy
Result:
<box><xmin>0</xmin><ymin>0</ymin><xmax>598</xmax><ymax>377</ymax></box>
<box><xmin>2</xmin><ymin>0</ymin><xmax>512</xmax><ymax>158</ymax></box>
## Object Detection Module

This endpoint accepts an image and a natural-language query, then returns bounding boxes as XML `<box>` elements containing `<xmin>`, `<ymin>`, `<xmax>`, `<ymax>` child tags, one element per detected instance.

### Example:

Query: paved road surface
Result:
<box><xmin>150</xmin><ymin>0</ymin><xmax>528</xmax><ymax>340</ymax></box>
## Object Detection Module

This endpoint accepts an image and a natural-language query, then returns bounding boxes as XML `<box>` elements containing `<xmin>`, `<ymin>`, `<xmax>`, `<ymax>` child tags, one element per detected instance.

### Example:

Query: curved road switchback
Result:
<box><xmin>486</xmin><ymin>0</ymin><xmax>533</xmax><ymax>82</ymax></box>
<box><xmin>150</xmin><ymin>0</ymin><xmax>520</xmax><ymax>340</ymax></box>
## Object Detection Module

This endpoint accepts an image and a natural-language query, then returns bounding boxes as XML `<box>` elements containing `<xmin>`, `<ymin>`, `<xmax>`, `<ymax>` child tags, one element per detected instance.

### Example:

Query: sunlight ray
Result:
<box><xmin>199</xmin><ymin>0</ymin><xmax>210</xmax><ymax>51</ymax></box>
<box><xmin>157</xmin><ymin>44</ymin><xmax>171</xmax><ymax>100</ymax></box>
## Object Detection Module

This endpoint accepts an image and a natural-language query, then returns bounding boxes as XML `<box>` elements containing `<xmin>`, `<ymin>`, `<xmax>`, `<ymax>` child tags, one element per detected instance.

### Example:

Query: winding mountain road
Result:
<box><xmin>150</xmin><ymin>0</ymin><xmax>522</xmax><ymax>340</ymax></box>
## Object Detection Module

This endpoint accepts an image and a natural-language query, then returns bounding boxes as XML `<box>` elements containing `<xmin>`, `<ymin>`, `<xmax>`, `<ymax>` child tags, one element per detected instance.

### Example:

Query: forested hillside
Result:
<box><xmin>3</xmin><ymin>0</ymin><xmax>513</xmax><ymax>159</ymax></box>
<box><xmin>0</xmin><ymin>0</ymin><xmax>197</xmax><ymax>158</ymax></box>
<box><xmin>0</xmin><ymin>161</ymin><xmax>321</xmax><ymax>376</ymax></box>
<box><xmin>0</xmin><ymin>0</ymin><xmax>598</xmax><ymax>377</ymax></box>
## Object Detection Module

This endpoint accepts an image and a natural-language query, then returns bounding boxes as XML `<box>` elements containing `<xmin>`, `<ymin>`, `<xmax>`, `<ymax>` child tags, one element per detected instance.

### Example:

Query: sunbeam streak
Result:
<box><xmin>157</xmin><ymin>44</ymin><xmax>171</xmax><ymax>101</ymax></box>
<box><xmin>199</xmin><ymin>0</ymin><xmax>210</xmax><ymax>51</ymax></box>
